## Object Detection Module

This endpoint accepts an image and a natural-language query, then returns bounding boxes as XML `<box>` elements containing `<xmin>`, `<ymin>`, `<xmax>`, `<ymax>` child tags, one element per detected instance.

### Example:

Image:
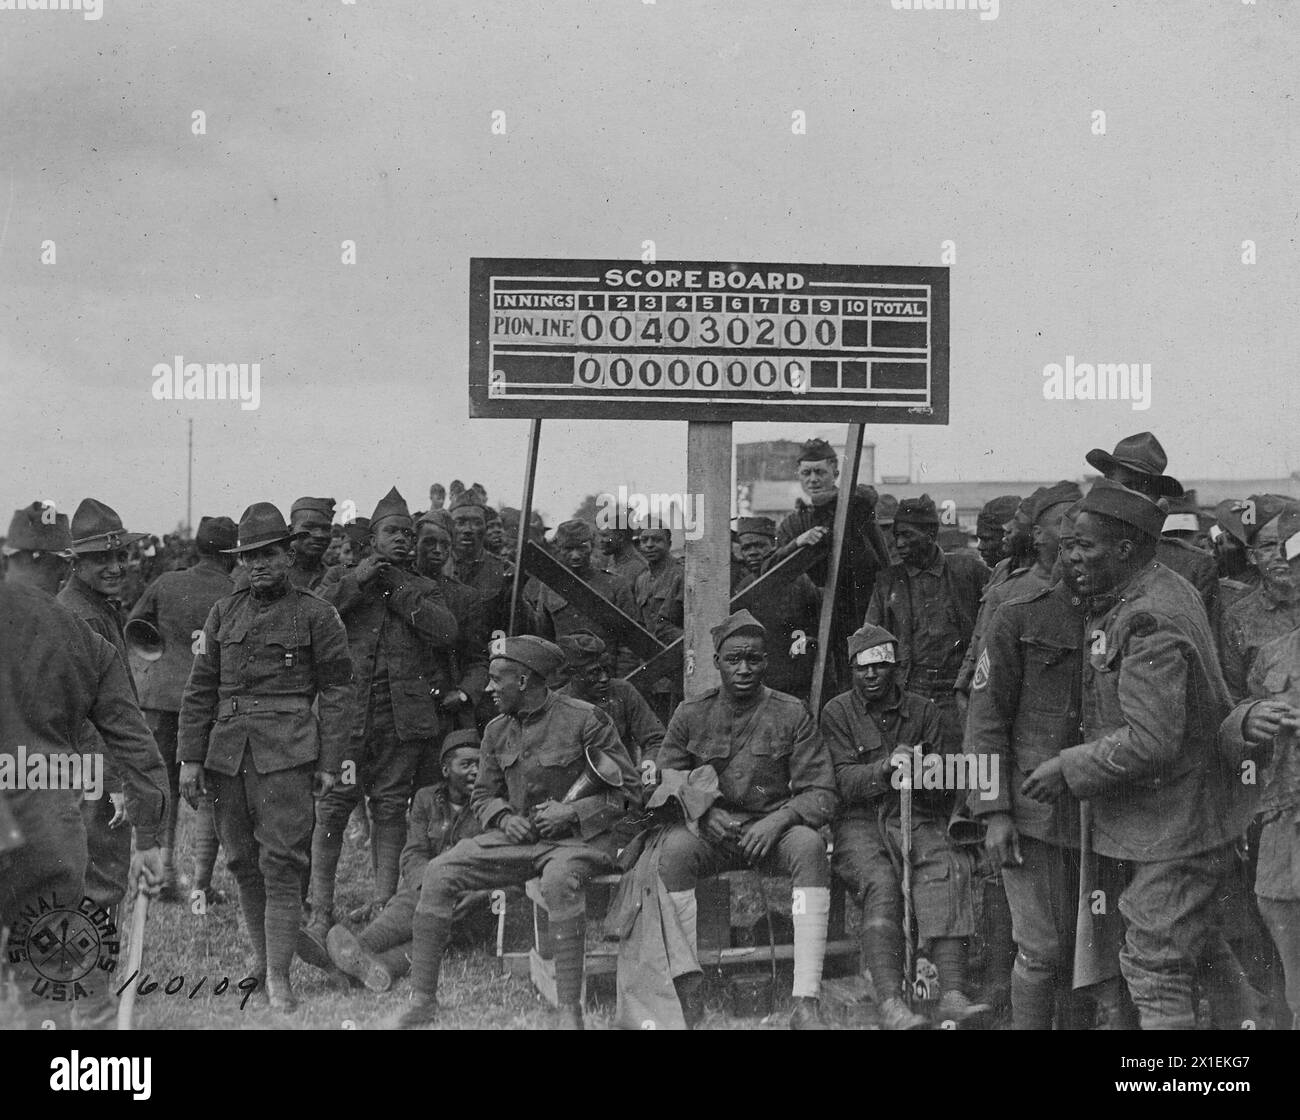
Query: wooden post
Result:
<box><xmin>508</xmin><ymin>418</ymin><xmax>542</xmax><ymax>635</ymax></box>
<box><xmin>683</xmin><ymin>421</ymin><xmax>733</xmax><ymax>699</ymax></box>
<box><xmin>808</xmin><ymin>423</ymin><xmax>865</xmax><ymax>713</ymax></box>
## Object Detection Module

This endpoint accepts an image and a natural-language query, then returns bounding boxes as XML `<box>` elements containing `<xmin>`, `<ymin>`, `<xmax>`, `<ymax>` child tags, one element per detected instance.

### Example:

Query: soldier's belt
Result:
<box><xmin>217</xmin><ymin>695</ymin><xmax>312</xmax><ymax>717</ymax></box>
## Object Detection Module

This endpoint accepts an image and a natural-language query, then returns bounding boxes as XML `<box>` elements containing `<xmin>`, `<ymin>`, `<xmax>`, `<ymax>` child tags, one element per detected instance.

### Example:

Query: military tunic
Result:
<box><xmin>1218</xmin><ymin>584</ymin><xmax>1300</xmax><ymax>704</ymax></box>
<box><xmin>532</xmin><ymin>565</ymin><xmax>641</xmax><ymax>678</ymax></box>
<box><xmin>419</xmin><ymin>690</ymin><xmax>641</xmax><ymax>922</ymax></box>
<box><xmin>559</xmin><ymin>677</ymin><xmax>665</xmax><ymax>765</ymax></box>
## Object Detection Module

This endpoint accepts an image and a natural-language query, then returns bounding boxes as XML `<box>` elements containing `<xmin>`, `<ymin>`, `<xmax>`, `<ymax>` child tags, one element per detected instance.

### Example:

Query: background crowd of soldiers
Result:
<box><xmin>2</xmin><ymin>430</ymin><xmax>1298</xmax><ymax>1030</ymax></box>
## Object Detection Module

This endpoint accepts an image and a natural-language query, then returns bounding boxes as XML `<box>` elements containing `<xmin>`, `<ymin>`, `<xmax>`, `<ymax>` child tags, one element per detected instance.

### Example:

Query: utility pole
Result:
<box><xmin>186</xmin><ymin>418</ymin><xmax>193</xmax><ymax>536</ymax></box>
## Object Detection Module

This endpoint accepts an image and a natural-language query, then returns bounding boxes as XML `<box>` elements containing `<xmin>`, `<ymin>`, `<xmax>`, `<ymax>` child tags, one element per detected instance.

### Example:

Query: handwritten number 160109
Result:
<box><xmin>115</xmin><ymin>970</ymin><xmax>261</xmax><ymax>1010</ymax></box>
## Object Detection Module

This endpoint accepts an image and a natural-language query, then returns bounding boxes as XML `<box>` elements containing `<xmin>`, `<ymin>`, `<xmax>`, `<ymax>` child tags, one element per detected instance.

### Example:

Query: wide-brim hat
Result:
<box><xmin>1084</xmin><ymin>432</ymin><xmax>1184</xmax><ymax>498</ymax></box>
<box><xmin>4</xmin><ymin>502</ymin><xmax>74</xmax><ymax>556</ymax></box>
<box><xmin>223</xmin><ymin>502</ymin><xmax>294</xmax><ymax>553</ymax></box>
<box><xmin>69</xmin><ymin>498</ymin><xmax>147</xmax><ymax>554</ymax></box>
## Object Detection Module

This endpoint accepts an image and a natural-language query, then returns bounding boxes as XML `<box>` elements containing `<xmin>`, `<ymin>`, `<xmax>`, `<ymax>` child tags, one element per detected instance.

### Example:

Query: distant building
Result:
<box><xmin>736</xmin><ymin>436</ymin><xmax>876</xmax><ymax>522</ymax></box>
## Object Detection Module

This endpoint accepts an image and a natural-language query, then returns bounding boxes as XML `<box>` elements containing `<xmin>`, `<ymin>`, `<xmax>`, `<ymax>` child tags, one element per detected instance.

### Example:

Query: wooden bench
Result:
<box><xmin>514</xmin><ymin>871</ymin><xmax>857</xmax><ymax>1007</ymax></box>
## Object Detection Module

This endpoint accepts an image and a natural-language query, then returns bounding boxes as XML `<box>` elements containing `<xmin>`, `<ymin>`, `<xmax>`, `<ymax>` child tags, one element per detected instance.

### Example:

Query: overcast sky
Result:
<box><xmin>1</xmin><ymin>0</ymin><xmax>1296</xmax><ymax>534</ymax></box>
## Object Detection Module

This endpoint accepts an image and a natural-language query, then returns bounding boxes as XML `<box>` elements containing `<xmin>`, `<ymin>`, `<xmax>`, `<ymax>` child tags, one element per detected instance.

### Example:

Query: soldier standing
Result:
<box><xmin>866</xmin><ymin>495</ymin><xmax>989</xmax><ymax>756</ymax></box>
<box><xmin>768</xmin><ymin>438</ymin><xmax>890</xmax><ymax>702</ymax></box>
<box><xmin>307</xmin><ymin>488</ymin><xmax>460</xmax><ymax>941</ymax></box>
<box><xmin>178</xmin><ymin>502</ymin><xmax>353</xmax><ymax>1011</ymax></box>
<box><xmin>1218</xmin><ymin>497</ymin><xmax>1300</xmax><ymax>702</ymax></box>
<box><xmin>556</xmin><ymin>630</ymin><xmax>664</xmax><ymax>765</ymax></box>
<box><xmin>391</xmin><ymin>636</ymin><xmax>640</xmax><ymax>1029</ymax></box>
<box><xmin>1</xmin><ymin>575</ymin><xmax>168</xmax><ymax>1028</ymax></box>
<box><xmin>974</xmin><ymin>495</ymin><xmax>1021</xmax><ymax>571</ymax></box>
<box><xmin>598</xmin><ymin>515</ymin><xmax>649</xmax><ymax>585</ymax></box>
<box><xmin>1022</xmin><ymin>481</ymin><xmax>1256</xmax><ymax>1029</ymax></box>
<box><xmin>645</xmin><ymin>610</ymin><xmax>839</xmax><ymax>1030</ymax></box>
<box><xmin>58</xmin><ymin>499</ymin><xmax>150</xmax><ymax>931</ymax></box>
<box><xmin>631</xmin><ymin>522</ymin><xmax>684</xmax><ymax>724</ymax></box>
<box><xmin>129</xmin><ymin>515</ymin><xmax>237</xmax><ymax>902</ymax></box>
<box><xmin>733</xmin><ymin>516</ymin><xmax>821</xmax><ymax>703</ymax></box>
<box><xmin>445</xmin><ymin>490</ymin><xmax>512</xmax><ymax>634</ymax></box>
<box><xmin>531</xmin><ymin>520</ymin><xmax>640</xmax><ymax>678</ymax></box>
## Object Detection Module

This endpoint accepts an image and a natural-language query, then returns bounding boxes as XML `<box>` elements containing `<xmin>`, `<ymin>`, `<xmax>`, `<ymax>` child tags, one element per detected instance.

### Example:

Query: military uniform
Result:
<box><xmin>822</xmin><ymin>677</ymin><xmax>976</xmax><ymax>998</ymax></box>
<box><xmin>633</xmin><ymin>554</ymin><xmax>685</xmax><ymax>723</ymax></box>
<box><xmin>129</xmin><ymin>528</ymin><xmax>234</xmax><ymax>894</ymax></box>
<box><xmin>1157</xmin><ymin>535</ymin><xmax>1218</xmax><ymax>618</ymax></box>
<box><xmin>1</xmin><ymin>581</ymin><xmax>167</xmax><ymax>1019</ymax></box>
<box><xmin>559</xmin><ymin>676</ymin><xmax>664</xmax><ymax>766</ymax></box>
<box><xmin>57</xmin><ymin>577</ymin><xmax>134</xmax><ymax>919</ymax></box>
<box><xmin>1219</xmin><ymin>585</ymin><xmax>1300</xmax><ymax>704</ymax></box>
<box><xmin>733</xmin><ymin>564</ymin><xmax>821</xmax><ymax>701</ymax></box>
<box><xmin>966</xmin><ymin>580</ymin><xmax>1087</xmax><ymax>1027</ymax></box>
<box><xmin>178</xmin><ymin>505</ymin><xmax>353</xmax><ymax>993</ymax></box>
<box><xmin>445</xmin><ymin>547</ymin><xmax>512</xmax><ymax>635</ymax></box>
<box><xmin>1058</xmin><ymin>559</ymin><xmax>1255</xmax><ymax>1028</ymax></box>
<box><xmin>312</xmin><ymin>489</ymin><xmax>461</xmax><ymax>921</ymax></box>
<box><xmin>1220</xmin><ymin>628</ymin><xmax>1300</xmax><ymax>1026</ymax></box>
<box><xmin>866</xmin><ymin>545</ymin><xmax>988</xmax><ymax>754</ymax></box>
<box><xmin>650</xmin><ymin>616</ymin><xmax>839</xmax><ymax>1016</ymax></box>
<box><xmin>532</xmin><ymin>564</ymin><xmax>641</xmax><ymax>677</ymax></box>
<box><xmin>400</xmin><ymin>637</ymin><xmax>641</xmax><ymax>1027</ymax></box>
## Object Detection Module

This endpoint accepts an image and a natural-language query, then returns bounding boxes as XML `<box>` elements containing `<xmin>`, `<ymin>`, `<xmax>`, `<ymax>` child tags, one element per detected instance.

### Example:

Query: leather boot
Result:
<box><xmin>390</xmin><ymin>993</ymin><xmax>439</xmax><ymax>1029</ymax></box>
<box><xmin>1093</xmin><ymin>979</ymin><xmax>1139</xmax><ymax>1030</ymax></box>
<box><xmin>266</xmin><ymin>970</ymin><xmax>298</xmax><ymax>1013</ymax></box>
<box><xmin>264</xmin><ymin>893</ymin><xmax>301</xmax><ymax>1011</ymax></box>
<box><xmin>327</xmin><ymin>924</ymin><xmax>397</xmax><ymax>992</ymax></box>
<box><xmin>674</xmin><ymin>972</ymin><xmax>706</xmax><ymax>1029</ymax></box>
<box><xmin>935</xmin><ymin>989</ymin><xmax>993</xmax><ymax>1026</ymax></box>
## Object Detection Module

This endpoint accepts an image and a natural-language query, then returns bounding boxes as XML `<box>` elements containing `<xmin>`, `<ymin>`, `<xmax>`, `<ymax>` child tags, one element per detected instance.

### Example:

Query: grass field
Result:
<box><xmin>4</xmin><ymin>804</ymin><xmax>879</xmax><ymax>1031</ymax></box>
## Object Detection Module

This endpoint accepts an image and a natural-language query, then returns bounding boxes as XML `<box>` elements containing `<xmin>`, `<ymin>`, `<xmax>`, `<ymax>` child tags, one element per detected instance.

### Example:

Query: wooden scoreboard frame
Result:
<box><xmin>470</xmin><ymin>257</ymin><xmax>949</xmax><ymax>425</ymax></box>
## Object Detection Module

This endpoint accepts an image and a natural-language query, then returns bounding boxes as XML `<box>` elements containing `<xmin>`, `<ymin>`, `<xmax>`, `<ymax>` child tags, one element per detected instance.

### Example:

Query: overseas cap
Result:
<box><xmin>711</xmin><ymin>608</ymin><xmax>766</xmax><ymax>652</ymax></box>
<box><xmin>4</xmin><ymin>502</ymin><xmax>73</xmax><ymax>555</ymax></box>
<box><xmin>558</xmin><ymin>629</ymin><xmax>607</xmax><ymax>668</ymax></box>
<box><xmin>555</xmin><ymin>519</ymin><xmax>595</xmax><ymax>545</ymax></box>
<box><xmin>847</xmin><ymin>623</ymin><xmax>897</xmax><ymax>664</ymax></box>
<box><xmin>416</xmin><ymin>509</ymin><xmax>453</xmax><ymax>536</ymax></box>
<box><xmin>977</xmin><ymin>495</ymin><xmax>1020</xmax><ymax>533</ymax></box>
<box><xmin>493</xmin><ymin>635</ymin><xmax>565</xmax><ymax>678</ymax></box>
<box><xmin>1033</xmin><ymin>481</ymin><xmax>1084</xmax><ymax>524</ymax></box>
<box><xmin>370</xmin><ymin>487</ymin><xmax>411</xmax><ymax>527</ymax></box>
<box><xmin>290</xmin><ymin>497</ymin><xmax>336</xmax><ymax>520</ymax></box>
<box><xmin>735</xmin><ymin>516</ymin><xmax>777</xmax><ymax>539</ymax></box>
<box><xmin>439</xmin><ymin>728</ymin><xmax>481</xmax><ymax>765</ymax></box>
<box><xmin>1079</xmin><ymin>479</ymin><xmax>1165</xmax><ymax>541</ymax></box>
<box><xmin>893</xmin><ymin>495</ymin><xmax>939</xmax><ymax>527</ymax></box>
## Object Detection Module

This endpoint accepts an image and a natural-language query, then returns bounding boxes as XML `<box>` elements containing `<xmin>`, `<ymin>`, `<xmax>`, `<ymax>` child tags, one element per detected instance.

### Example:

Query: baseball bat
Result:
<box><xmin>115</xmin><ymin>881</ymin><xmax>149</xmax><ymax>1030</ymax></box>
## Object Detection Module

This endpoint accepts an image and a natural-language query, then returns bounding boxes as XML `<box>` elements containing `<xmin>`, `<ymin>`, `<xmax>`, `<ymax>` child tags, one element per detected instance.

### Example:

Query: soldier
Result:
<box><xmin>129</xmin><ymin>515</ymin><xmax>237</xmax><ymax>903</ymax></box>
<box><xmin>428</xmin><ymin>483</ymin><xmax>446</xmax><ymax>513</ymax></box>
<box><xmin>1085</xmin><ymin>432</ymin><xmax>1217</xmax><ymax>615</ymax></box>
<box><xmin>598</xmin><ymin>513</ymin><xmax>649</xmax><ymax>584</ymax></box>
<box><xmin>531</xmin><ymin>519</ymin><xmax>640</xmax><ymax>678</ymax></box>
<box><xmin>483</xmin><ymin>507</ymin><xmax>508</xmax><ymax>557</ymax></box>
<box><xmin>733</xmin><ymin>516</ymin><xmax>821</xmax><ymax>702</ymax></box>
<box><xmin>178</xmin><ymin>502</ymin><xmax>353</xmax><ymax>1011</ymax></box>
<box><xmin>822</xmin><ymin>624</ymin><xmax>988</xmax><ymax>1029</ymax></box>
<box><xmin>767</xmin><ymin>438</ymin><xmax>890</xmax><ymax>701</ymax></box>
<box><xmin>325</xmin><ymin>730</ymin><xmax>487</xmax><ymax>992</ymax></box>
<box><xmin>391</xmin><ymin>636</ymin><xmax>640</xmax><ymax>1029</ymax></box>
<box><xmin>1022</xmin><ymin>481</ymin><xmax>1256</xmax><ymax>1029</ymax></box>
<box><xmin>631</xmin><ymin>522</ymin><xmax>684</xmax><ymax>723</ymax></box>
<box><xmin>956</xmin><ymin>484</ymin><xmax>1080</xmax><ymax>704</ymax></box>
<box><xmin>965</xmin><ymin>499</ymin><xmax>1096</xmax><ymax>1030</ymax></box>
<box><xmin>1</xmin><ymin>576</ymin><xmax>168</xmax><ymax>1028</ymax></box>
<box><xmin>974</xmin><ymin>495</ymin><xmax>1021</xmax><ymax>570</ymax></box>
<box><xmin>445</xmin><ymin>489</ymin><xmax>512</xmax><ymax>634</ymax></box>
<box><xmin>1221</xmin><ymin>623</ymin><xmax>1300</xmax><ymax>1029</ymax></box>
<box><xmin>646</xmin><ymin>610</ymin><xmax>839</xmax><ymax>1030</ymax></box>
<box><xmin>557</xmin><ymin>630</ymin><xmax>664</xmax><ymax>765</ymax></box>
<box><xmin>307</xmin><ymin>488</ymin><xmax>460</xmax><ymax>942</ymax></box>
<box><xmin>2</xmin><ymin>501</ymin><xmax>73</xmax><ymax>595</ymax></box>
<box><xmin>287</xmin><ymin>497</ymin><xmax>336</xmax><ymax>591</ymax></box>
<box><xmin>1218</xmin><ymin>497</ymin><xmax>1300</xmax><ymax>703</ymax></box>
<box><xmin>867</xmin><ymin>495</ymin><xmax>989</xmax><ymax>756</ymax></box>
<box><xmin>58</xmin><ymin>499</ymin><xmax>150</xmax><ymax>932</ymax></box>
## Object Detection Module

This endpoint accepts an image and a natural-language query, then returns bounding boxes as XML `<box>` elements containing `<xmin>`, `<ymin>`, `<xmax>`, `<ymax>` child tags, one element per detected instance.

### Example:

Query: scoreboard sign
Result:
<box><xmin>469</xmin><ymin>258</ymin><xmax>948</xmax><ymax>424</ymax></box>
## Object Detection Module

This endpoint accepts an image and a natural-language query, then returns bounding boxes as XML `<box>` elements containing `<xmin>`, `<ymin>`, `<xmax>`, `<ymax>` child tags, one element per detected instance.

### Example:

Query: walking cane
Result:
<box><xmin>116</xmin><ymin>877</ymin><xmax>149</xmax><ymax>1031</ymax></box>
<box><xmin>900</xmin><ymin>745</ymin><xmax>916</xmax><ymax>1007</ymax></box>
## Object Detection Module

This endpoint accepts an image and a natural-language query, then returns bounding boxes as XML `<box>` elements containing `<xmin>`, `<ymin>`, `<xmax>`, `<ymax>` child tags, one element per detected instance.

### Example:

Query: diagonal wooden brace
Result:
<box><xmin>520</xmin><ymin>541</ymin><xmax>665</xmax><ymax>662</ymax></box>
<box><xmin>622</xmin><ymin>543</ymin><xmax>823</xmax><ymax>692</ymax></box>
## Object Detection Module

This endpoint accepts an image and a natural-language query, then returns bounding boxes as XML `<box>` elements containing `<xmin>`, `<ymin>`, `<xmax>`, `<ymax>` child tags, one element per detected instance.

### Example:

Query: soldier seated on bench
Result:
<box><xmin>820</xmin><ymin>624</ymin><xmax>989</xmax><ymax>1029</ymax></box>
<box><xmin>641</xmin><ymin>609</ymin><xmax>839</xmax><ymax>1030</ymax></box>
